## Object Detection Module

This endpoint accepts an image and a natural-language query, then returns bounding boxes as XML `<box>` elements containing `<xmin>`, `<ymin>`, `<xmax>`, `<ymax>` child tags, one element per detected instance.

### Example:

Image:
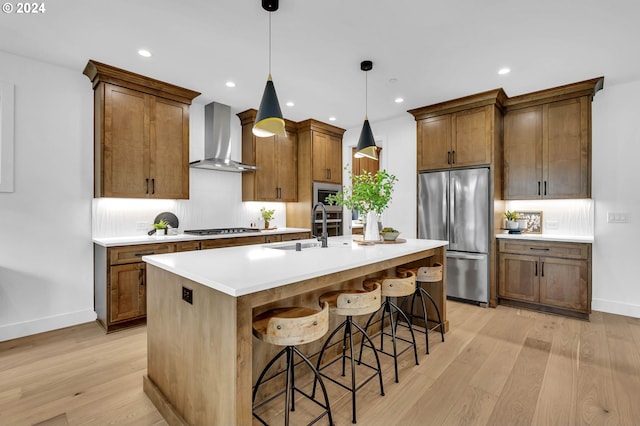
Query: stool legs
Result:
<box><xmin>398</xmin><ymin>285</ymin><xmax>445</xmax><ymax>354</ymax></box>
<box><xmin>313</xmin><ymin>316</ymin><xmax>384</xmax><ymax>424</ymax></box>
<box><xmin>253</xmin><ymin>345</ymin><xmax>333</xmax><ymax>426</ymax></box>
<box><xmin>359</xmin><ymin>298</ymin><xmax>419</xmax><ymax>383</ymax></box>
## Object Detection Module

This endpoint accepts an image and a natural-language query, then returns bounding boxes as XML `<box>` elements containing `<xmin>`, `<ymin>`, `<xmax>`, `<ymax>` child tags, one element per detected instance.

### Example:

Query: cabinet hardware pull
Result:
<box><xmin>151</xmin><ymin>178</ymin><xmax>155</xmax><ymax>194</ymax></box>
<box><xmin>544</xmin><ymin>181</ymin><xmax>547</xmax><ymax>196</ymax></box>
<box><xmin>452</xmin><ymin>150</ymin><xmax>456</xmax><ymax>164</ymax></box>
<box><xmin>134</xmin><ymin>251</ymin><xmax>156</xmax><ymax>257</ymax></box>
<box><xmin>146</xmin><ymin>178</ymin><xmax>150</xmax><ymax>194</ymax></box>
<box><xmin>538</xmin><ymin>181</ymin><xmax>541</xmax><ymax>196</ymax></box>
<box><xmin>139</xmin><ymin>268</ymin><xmax>144</xmax><ymax>285</ymax></box>
<box><xmin>447</xmin><ymin>151</ymin><xmax>451</xmax><ymax>164</ymax></box>
<box><xmin>529</xmin><ymin>247</ymin><xmax>550</xmax><ymax>251</ymax></box>
<box><xmin>535</xmin><ymin>261</ymin><xmax>538</xmax><ymax>276</ymax></box>
<box><xmin>541</xmin><ymin>262</ymin><xmax>545</xmax><ymax>277</ymax></box>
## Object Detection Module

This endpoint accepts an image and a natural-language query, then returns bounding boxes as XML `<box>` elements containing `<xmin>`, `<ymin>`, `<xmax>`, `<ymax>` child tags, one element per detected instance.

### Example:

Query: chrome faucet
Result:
<box><xmin>312</xmin><ymin>202</ymin><xmax>329</xmax><ymax>248</ymax></box>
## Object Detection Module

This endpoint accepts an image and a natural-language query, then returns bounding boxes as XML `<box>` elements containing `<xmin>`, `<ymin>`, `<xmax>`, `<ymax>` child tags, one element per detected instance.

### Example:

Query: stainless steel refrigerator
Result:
<box><xmin>418</xmin><ymin>168</ymin><xmax>490</xmax><ymax>305</ymax></box>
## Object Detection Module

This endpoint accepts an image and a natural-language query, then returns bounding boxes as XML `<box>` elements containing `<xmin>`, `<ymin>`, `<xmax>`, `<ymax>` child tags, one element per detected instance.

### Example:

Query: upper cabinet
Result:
<box><xmin>84</xmin><ymin>60</ymin><xmax>200</xmax><ymax>199</ymax></box>
<box><xmin>351</xmin><ymin>146</ymin><xmax>381</xmax><ymax>177</ymax></box>
<box><xmin>409</xmin><ymin>89</ymin><xmax>506</xmax><ymax>172</ymax></box>
<box><xmin>297</xmin><ymin>120</ymin><xmax>344</xmax><ymax>184</ymax></box>
<box><xmin>237</xmin><ymin>109</ymin><xmax>298</xmax><ymax>202</ymax></box>
<box><xmin>503</xmin><ymin>78</ymin><xmax>604</xmax><ymax>199</ymax></box>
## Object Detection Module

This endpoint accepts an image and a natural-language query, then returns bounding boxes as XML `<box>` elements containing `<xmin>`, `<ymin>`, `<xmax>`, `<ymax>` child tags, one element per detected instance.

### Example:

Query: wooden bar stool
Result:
<box><xmin>359</xmin><ymin>271</ymin><xmax>419</xmax><ymax>383</ymax></box>
<box><xmin>252</xmin><ymin>302</ymin><xmax>333</xmax><ymax>426</ymax></box>
<box><xmin>396</xmin><ymin>264</ymin><xmax>445</xmax><ymax>354</ymax></box>
<box><xmin>312</xmin><ymin>283</ymin><xmax>385</xmax><ymax>424</ymax></box>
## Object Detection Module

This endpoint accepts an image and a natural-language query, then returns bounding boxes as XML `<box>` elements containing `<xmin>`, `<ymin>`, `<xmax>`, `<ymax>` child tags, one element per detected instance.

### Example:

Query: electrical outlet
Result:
<box><xmin>607</xmin><ymin>212</ymin><xmax>629</xmax><ymax>223</ymax></box>
<box><xmin>136</xmin><ymin>221</ymin><xmax>150</xmax><ymax>230</ymax></box>
<box><xmin>546</xmin><ymin>220</ymin><xmax>559</xmax><ymax>230</ymax></box>
<box><xmin>182</xmin><ymin>286</ymin><xmax>193</xmax><ymax>304</ymax></box>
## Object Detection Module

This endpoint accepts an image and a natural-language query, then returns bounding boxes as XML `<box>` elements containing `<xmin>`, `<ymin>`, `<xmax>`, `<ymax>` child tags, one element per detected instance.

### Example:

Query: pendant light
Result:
<box><xmin>354</xmin><ymin>60</ymin><xmax>378</xmax><ymax>160</ymax></box>
<box><xmin>253</xmin><ymin>0</ymin><xmax>286</xmax><ymax>138</ymax></box>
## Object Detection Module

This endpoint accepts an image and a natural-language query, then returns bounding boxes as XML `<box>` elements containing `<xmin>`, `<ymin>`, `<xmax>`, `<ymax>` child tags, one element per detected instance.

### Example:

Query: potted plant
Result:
<box><xmin>504</xmin><ymin>210</ymin><xmax>519</xmax><ymax>230</ymax></box>
<box><xmin>380</xmin><ymin>227</ymin><xmax>400</xmax><ymax>241</ymax></box>
<box><xmin>153</xmin><ymin>219</ymin><xmax>169</xmax><ymax>235</ymax></box>
<box><xmin>326</xmin><ymin>168</ymin><xmax>398</xmax><ymax>241</ymax></box>
<box><xmin>260</xmin><ymin>207</ymin><xmax>275</xmax><ymax>229</ymax></box>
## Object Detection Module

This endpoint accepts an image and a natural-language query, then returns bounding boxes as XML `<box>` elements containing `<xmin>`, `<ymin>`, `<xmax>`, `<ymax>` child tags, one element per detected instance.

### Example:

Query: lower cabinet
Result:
<box><xmin>497</xmin><ymin>239</ymin><xmax>591</xmax><ymax>319</ymax></box>
<box><xmin>94</xmin><ymin>231</ymin><xmax>311</xmax><ymax>332</ymax></box>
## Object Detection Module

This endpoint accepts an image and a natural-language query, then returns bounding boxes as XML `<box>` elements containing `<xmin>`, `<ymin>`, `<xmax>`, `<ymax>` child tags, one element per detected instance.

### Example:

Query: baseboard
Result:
<box><xmin>0</xmin><ymin>309</ymin><xmax>97</xmax><ymax>342</ymax></box>
<box><xmin>592</xmin><ymin>298</ymin><xmax>640</xmax><ymax>319</ymax></box>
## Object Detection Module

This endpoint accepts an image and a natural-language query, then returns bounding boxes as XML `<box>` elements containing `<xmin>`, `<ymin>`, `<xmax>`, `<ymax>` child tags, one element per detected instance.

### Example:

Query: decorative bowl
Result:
<box><xmin>381</xmin><ymin>231</ymin><xmax>400</xmax><ymax>241</ymax></box>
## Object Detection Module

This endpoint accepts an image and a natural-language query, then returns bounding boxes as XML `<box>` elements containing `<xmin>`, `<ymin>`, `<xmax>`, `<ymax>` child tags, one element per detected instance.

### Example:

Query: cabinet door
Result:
<box><xmin>504</xmin><ymin>106</ymin><xmax>543</xmax><ymax>199</ymax></box>
<box><xmin>276</xmin><ymin>132</ymin><xmax>298</xmax><ymax>201</ymax></box>
<box><xmin>103</xmin><ymin>84</ymin><xmax>150</xmax><ymax>197</ymax></box>
<box><xmin>312</xmin><ymin>132</ymin><xmax>342</xmax><ymax>183</ymax></box>
<box><xmin>498</xmin><ymin>253</ymin><xmax>539</xmax><ymax>302</ymax></box>
<box><xmin>151</xmin><ymin>97</ymin><xmax>189</xmax><ymax>199</ymax></box>
<box><xmin>543</xmin><ymin>97</ymin><xmax>590</xmax><ymax>199</ymax></box>
<box><xmin>417</xmin><ymin>115</ymin><xmax>451</xmax><ymax>171</ymax></box>
<box><xmin>109</xmin><ymin>263</ymin><xmax>146</xmax><ymax>323</ymax></box>
<box><xmin>255</xmin><ymin>135</ymin><xmax>279</xmax><ymax>200</ymax></box>
<box><xmin>453</xmin><ymin>107</ymin><xmax>492</xmax><ymax>167</ymax></box>
<box><xmin>539</xmin><ymin>257</ymin><xmax>589</xmax><ymax>312</ymax></box>
<box><xmin>352</xmin><ymin>147</ymin><xmax>381</xmax><ymax>176</ymax></box>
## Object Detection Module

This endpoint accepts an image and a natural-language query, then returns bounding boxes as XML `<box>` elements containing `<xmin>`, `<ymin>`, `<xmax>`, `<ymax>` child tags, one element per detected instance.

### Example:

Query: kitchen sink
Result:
<box><xmin>267</xmin><ymin>242</ymin><xmax>323</xmax><ymax>250</ymax></box>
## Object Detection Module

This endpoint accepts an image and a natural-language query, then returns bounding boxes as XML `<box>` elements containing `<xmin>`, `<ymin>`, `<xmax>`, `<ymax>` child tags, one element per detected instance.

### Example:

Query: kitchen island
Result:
<box><xmin>142</xmin><ymin>235</ymin><xmax>448</xmax><ymax>425</ymax></box>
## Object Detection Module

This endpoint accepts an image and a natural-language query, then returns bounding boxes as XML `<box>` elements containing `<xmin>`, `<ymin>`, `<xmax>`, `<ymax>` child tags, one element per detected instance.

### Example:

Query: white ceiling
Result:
<box><xmin>1</xmin><ymin>0</ymin><xmax>637</xmax><ymax>129</ymax></box>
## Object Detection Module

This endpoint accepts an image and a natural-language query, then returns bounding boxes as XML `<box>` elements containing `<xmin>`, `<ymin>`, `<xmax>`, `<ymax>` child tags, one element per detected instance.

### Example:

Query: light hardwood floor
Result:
<box><xmin>1</xmin><ymin>301</ymin><xmax>639</xmax><ymax>425</ymax></box>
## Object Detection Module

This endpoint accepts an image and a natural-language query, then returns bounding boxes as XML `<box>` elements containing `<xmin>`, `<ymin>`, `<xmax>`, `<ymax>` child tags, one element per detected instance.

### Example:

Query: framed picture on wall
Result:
<box><xmin>516</xmin><ymin>211</ymin><xmax>542</xmax><ymax>234</ymax></box>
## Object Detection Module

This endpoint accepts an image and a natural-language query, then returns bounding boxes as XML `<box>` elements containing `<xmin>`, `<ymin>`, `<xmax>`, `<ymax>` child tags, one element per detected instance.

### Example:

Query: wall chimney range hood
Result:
<box><xmin>189</xmin><ymin>102</ymin><xmax>257</xmax><ymax>172</ymax></box>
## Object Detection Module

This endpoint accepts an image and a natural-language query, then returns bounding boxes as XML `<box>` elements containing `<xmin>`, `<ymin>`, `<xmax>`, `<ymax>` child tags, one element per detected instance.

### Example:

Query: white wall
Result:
<box><xmin>344</xmin><ymin>80</ymin><xmax>640</xmax><ymax>319</ymax></box>
<box><xmin>0</xmin><ymin>51</ymin><xmax>95</xmax><ymax>341</ymax></box>
<box><xmin>591</xmin><ymin>80</ymin><xmax>640</xmax><ymax>317</ymax></box>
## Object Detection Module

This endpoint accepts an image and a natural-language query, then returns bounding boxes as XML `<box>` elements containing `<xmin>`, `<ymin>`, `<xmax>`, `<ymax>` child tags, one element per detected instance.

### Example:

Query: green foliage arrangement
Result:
<box><xmin>504</xmin><ymin>210</ymin><xmax>517</xmax><ymax>221</ymax></box>
<box><xmin>260</xmin><ymin>207</ymin><xmax>275</xmax><ymax>222</ymax></box>
<box><xmin>326</xmin><ymin>168</ymin><xmax>398</xmax><ymax>215</ymax></box>
<box><xmin>153</xmin><ymin>219</ymin><xmax>169</xmax><ymax>230</ymax></box>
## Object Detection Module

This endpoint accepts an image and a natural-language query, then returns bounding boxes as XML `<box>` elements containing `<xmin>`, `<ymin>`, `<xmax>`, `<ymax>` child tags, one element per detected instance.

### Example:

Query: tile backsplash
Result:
<box><xmin>505</xmin><ymin>199</ymin><xmax>594</xmax><ymax>236</ymax></box>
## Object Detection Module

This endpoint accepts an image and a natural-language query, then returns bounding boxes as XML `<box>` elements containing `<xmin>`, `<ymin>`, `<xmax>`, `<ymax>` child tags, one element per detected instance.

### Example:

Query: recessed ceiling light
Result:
<box><xmin>138</xmin><ymin>49</ymin><xmax>152</xmax><ymax>58</ymax></box>
<box><xmin>225</xmin><ymin>81</ymin><xmax>236</xmax><ymax>88</ymax></box>
<box><xmin>329</xmin><ymin>116</ymin><xmax>336</xmax><ymax>121</ymax></box>
<box><xmin>498</xmin><ymin>67</ymin><xmax>511</xmax><ymax>75</ymax></box>
<box><xmin>286</xmin><ymin>101</ymin><xmax>294</xmax><ymax>107</ymax></box>
<box><xmin>395</xmin><ymin>97</ymin><xmax>404</xmax><ymax>103</ymax></box>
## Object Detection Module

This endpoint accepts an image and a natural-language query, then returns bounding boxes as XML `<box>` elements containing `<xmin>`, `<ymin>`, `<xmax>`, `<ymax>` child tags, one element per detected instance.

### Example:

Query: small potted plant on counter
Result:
<box><xmin>504</xmin><ymin>210</ymin><xmax>519</xmax><ymax>230</ymax></box>
<box><xmin>153</xmin><ymin>219</ymin><xmax>169</xmax><ymax>235</ymax></box>
<box><xmin>380</xmin><ymin>227</ymin><xmax>400</xmax><ymax>241</ymax></box>
<box><xmin>260</xmin><ymin>207</ymin><xmax>275</xmax><ymax>229</ymax></box>
<box><xmin>326</xmin><ymin>168</ymin><xmax>398</xmax><ymax>241</ymax></box>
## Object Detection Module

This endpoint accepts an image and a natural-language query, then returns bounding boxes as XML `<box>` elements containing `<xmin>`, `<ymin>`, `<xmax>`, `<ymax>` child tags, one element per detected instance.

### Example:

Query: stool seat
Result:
<box><xmin>319</xmin><ymin>285</ymin><xmax>381</xmax><ymax>317</ymax></box>
<box><xmin>252</xmin><ymin>302</ymin><xmax>332</xmax><ymax>426</ymax></box>
<box><xmin>396</xmin><ymin>264</ymin><xmax>445</xmax><ymax>354</ymax></box>
<box><xmin>253</xmin><ymin>305</ymin><xmax>329</xmax><ymax>346</ymax></box>
<box><xmin>363</xmin><ymin>271</ymin><xmax>416</xmax><ymax>298</ymax></box>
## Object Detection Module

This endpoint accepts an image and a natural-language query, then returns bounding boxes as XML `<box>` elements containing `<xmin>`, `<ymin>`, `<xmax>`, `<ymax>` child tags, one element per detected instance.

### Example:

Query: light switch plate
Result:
<box><xmin>607</xmin><ymin>212</ymin><xmax>629</xmax><ymax>223</ymax></box>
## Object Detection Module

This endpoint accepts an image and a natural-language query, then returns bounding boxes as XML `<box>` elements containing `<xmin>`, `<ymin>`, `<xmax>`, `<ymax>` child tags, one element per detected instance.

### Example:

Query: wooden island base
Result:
<box><xmin>144</xmin><ymin>244</ymin><xmax>447</xmax><ymax>425</ymax></box>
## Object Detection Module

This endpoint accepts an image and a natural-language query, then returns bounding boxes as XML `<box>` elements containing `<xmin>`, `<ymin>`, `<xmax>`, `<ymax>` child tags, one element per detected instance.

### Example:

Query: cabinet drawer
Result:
<box><xmin>498</xmin><ymin>239</ymin><xmax>589</xmax><ymax>260</ymax></box>
<box><xmin>201</xmin><ymin>235</ymin><xmax>266</xmax><ymax>249</ymax></box>
<box><xmin>280</xmin><ymin>232</ymin><xmax>310</xmax><ymax>241</ymax></box>
<box><xmin>176</xmin><ymin>241</ymin><xmax>201</xmax><ymax>252</ymax></box>
<box><xmin>109</xmin><ymin>243</ymin><xmax>175</xmax><ymax>265</ymax></box>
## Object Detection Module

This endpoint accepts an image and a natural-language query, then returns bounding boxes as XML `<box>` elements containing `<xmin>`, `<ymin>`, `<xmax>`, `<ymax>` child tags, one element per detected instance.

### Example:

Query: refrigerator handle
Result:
<box><xmin>450</xmin><ymin>178</ymin><xmax>456</xmax><ymax>244</ymax></box>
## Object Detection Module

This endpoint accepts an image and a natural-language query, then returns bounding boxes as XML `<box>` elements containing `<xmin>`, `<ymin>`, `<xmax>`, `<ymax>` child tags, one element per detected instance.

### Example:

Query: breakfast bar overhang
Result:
<box><xmin>142</xmin><ymin>236</ymin><xmax>449</xmax><ymax>425</ymax></box>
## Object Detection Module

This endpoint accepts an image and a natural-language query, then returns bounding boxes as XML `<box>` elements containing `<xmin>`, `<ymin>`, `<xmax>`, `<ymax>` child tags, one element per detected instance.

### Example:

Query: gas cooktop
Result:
<box><xmin>183</xmin><ymin>227</ymin><xmax>261</xmax><ymax>236</ymax></box>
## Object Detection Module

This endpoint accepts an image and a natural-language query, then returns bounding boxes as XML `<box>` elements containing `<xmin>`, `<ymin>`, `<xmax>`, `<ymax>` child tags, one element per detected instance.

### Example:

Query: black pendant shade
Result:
<box><xmin>355</xmin><ymin>118</ymin><xmax>378</xmax><ymax>160</ymax></box>
<box><xmin>253</xmin><ymin>74</ymin><xmax>286</xmax><ymax>137</ymax></box>
<box><xmin>355</xmin><ymin>60</ymin><xmax>378</xmax><ymax>160</ymax></box>
<box><xmin>253</xmin><ymin>0</ymin><xmax>286</xmax><ymax>138</ymax></box>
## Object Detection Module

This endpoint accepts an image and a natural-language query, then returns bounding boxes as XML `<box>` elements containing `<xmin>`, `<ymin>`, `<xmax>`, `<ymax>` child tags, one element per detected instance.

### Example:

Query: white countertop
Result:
<box><xmin>93</xmin><ymin>227</ymin><xmax>310</xmax><ymax>247</ymax></box>
<box><xmin>496</xmin><ymin>233</ymin><xmax>594</xmax><ymax>244</ymax></box>
<box><xmin>143</xmin><ymin>235</ymin><xmax>449</xmax><ymax>297</ymax></box>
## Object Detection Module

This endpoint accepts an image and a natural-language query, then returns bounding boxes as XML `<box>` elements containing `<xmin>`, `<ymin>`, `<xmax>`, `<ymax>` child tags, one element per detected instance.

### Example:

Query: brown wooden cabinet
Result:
<box><xmin>311</xmin><ymin>131</ymin><xmax>342</xmax><ymax>184</ymax></box>
<box><xmin>94</xmin><ymin>231</ymin><xmax>311</xmax><ymax>333</ymax></box>
<box><xmin>237</xmin><ymin>109</ymin><xmax>298</xmax><ymax>202</ymax></box>
<box><xmin>412</xmin><ymin>104</ymin><xmax>496</xmax><ymax>171</ymax></box>
<box><xmin>84</xmin><ymin>60</ymin><xmax>199</xmax><ymax>199</ymax></box>
<box><xmin>503</xmin><ymin>78</ymin><xmax>604</xmax><ymax>199</ymax></box>
<box><xmin>497</xmin><ymin>238</ymin><xmax>591</xmax><ymax>319</ymax></box>
<box><xmin>351</xmin><ymin>146</ymin><xmax>381</xmax><ymax>177</ymax></box>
